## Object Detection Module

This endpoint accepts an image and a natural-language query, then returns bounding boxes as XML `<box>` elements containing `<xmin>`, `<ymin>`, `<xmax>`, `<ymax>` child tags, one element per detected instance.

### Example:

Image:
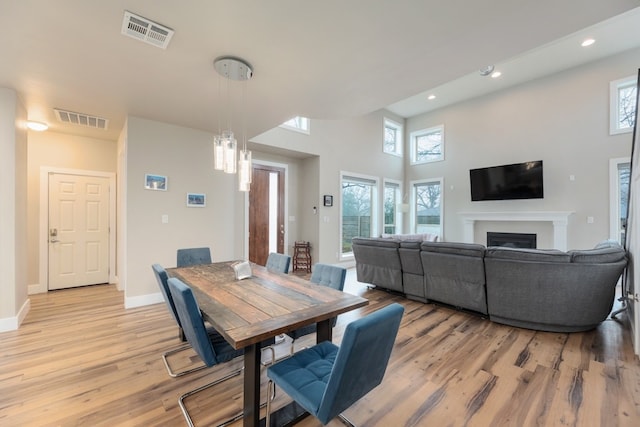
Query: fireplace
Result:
<box><xmin>487</xmin><ymin>232</ymin><xmax>536</xmax><ymax>249</ymax></box>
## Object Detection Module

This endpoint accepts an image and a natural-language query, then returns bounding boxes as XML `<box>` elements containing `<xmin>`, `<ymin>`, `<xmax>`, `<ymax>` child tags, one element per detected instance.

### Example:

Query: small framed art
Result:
<box><xmin>145</xmin><ymin>174</ymin><xmax>167</xmax><ymax>191</ymax></box>
<box><xmin>323</xmin><ymin>195</ymin><xmax>333</xmax><ymax>207</ymax></box>
<box><xmin>187</xmin><ymin>193</ymin><xmax>206</xmax><ymax>207</ymax></box>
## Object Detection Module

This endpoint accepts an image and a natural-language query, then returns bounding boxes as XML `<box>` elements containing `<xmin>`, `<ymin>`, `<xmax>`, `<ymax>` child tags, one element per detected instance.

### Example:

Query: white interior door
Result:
<box><xmin>48</xmin><ymin>173</ymin><xmax>110</xmax><ymax>290</ymax></box>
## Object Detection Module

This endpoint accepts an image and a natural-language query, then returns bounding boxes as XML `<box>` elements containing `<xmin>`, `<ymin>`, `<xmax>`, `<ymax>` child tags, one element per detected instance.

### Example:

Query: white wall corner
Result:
<box><xmin>0</xmin><ymin>298</ymin><xmax>30</xmax><ymax>332</ymax></box>
<box><xmin>124</xmin><ymin>292</ymin><xmax>164</xmax><ymax>309</ymax></box>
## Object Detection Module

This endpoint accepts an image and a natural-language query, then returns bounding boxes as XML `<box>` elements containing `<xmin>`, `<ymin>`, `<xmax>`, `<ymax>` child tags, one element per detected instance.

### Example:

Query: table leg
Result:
<box><xmin>243</xmin><ymin>343</ymin><xmax>260</xmax><ymax>427</ymax></box>
<box><xmin>316</xmin><ymin>318</ymin><xmax>333</xmax><ymax>343</ymax></box>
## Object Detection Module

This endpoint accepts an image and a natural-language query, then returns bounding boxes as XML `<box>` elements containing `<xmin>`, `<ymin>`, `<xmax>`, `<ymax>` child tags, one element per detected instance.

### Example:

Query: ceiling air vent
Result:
<box><xmin>54</xmin><ymin>109</ymin><xmax>109</xmax><ymax>130</ymax></box>
<box><xmin>121</xmin><ymin>11</ymin><xmax>174</xmax><ymax>49</ymax></box>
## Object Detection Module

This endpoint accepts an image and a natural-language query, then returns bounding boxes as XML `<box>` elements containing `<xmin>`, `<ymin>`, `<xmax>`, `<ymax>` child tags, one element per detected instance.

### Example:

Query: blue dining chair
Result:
<box><xmin>265</xmin><ymin>252</ymin><xmax>291</xmax><ymax>273</ymax></box>
<box><xmin>168</xmin><ymin>277</ymin><xmax>275</xmax><ymax>427</ymax></box>
<box><xmin>177</xmin><ymin>247</ymin><xmax>212</xmax><ymax>267</ymax></box>
<box><xmin>286</xmin><ymin>263</ymin><xmax>347</xmax><ymax>352</ymax></box>
<box><xmin>265</xmin><ymin>303</ymin><xmax>404</xmax><ymax>426</ymax></box>
<box><xmin>152</xmin><ymin>264</ymin><xmax>230</xmax><ymax>377</ymax></box>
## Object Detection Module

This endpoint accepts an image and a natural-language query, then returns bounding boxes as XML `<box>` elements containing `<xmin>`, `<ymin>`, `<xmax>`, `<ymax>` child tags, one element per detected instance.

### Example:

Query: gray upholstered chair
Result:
<box><xmin>168</xmin><ymin>277</ymin><xmax>274</xmax><ymax>427</ymax></box>
<box><xmin>265</xmin><ymin>252</ymin><xmax>291</xmax><ymax>274</ymax></box>
<box><xmin>286</xmin><ymin>263</ymin><xmax>347</xmax><ymax>352</ymax></box>
<box><xmin>266</xmin><ymin>303</ymin><xmax>404</xmax><ymax>426</ymax></box>
<box><xmin>176</xmin><ymin>247</ymin><xmax>212</xmax><ymax>267</ymax></box>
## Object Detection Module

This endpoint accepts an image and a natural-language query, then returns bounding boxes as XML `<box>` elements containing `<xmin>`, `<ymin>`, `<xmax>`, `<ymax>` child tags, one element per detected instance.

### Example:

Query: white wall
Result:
<box><xmin>0</xmin><ymin>87</ymin><xmax>29</xmax><ymax>331</ymax></box>
<box><xmin>406</xmin><ymin>47</ymin><xmax>639</xmax><ymax>249</ymax></box>
<box><xmin>124</xmin><ymin>117</ymin><xmax>244</xmax><ymax>305</ymax></box>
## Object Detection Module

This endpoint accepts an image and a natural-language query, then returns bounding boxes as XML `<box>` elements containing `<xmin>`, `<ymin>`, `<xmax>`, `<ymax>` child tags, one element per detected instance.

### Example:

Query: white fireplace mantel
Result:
<box><xmin>458</xmin><ymin>211</ymin><xmax>574</xmax><ymax>251</ymax></box>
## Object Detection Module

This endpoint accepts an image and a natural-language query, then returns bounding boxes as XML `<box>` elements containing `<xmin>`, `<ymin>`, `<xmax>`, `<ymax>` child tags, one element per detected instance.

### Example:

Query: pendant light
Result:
<box><xmin>213</xmin><ymin>56</ymin><xmax>253</xmax><ymax>184</ymax></box>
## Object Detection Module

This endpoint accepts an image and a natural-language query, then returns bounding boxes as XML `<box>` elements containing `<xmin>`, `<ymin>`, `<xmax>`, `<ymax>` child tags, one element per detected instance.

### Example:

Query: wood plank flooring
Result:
<box><xmin>1</xmin><ymin>269</ymin><xmax>639</xmax><ymax>426</ymax></box>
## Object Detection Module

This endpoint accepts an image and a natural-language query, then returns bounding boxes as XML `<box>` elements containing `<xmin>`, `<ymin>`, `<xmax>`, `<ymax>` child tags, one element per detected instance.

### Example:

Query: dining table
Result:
<box><xmin>166</xmin><ymin>261</ymin><xmax>369</xmax><ymax>427</ymax></box>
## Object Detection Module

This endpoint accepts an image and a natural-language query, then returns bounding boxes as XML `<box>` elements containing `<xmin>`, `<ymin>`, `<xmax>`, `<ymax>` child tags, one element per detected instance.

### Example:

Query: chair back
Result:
<box><xmin>151</xmin><ymin>264</ymin><xmax>181</xmax><ymax>328</ymax></box>
<box><xmin>167</xmin><ymin>277</ymin><xmax>218</xmax><ymax>366</ymax></box>
<box><xmin>177</xmin><ymin>247</ymin><xmax>212</xmax><ymax>267</ymax></box>
<box><xmin>265</xmin><ymin>252</ymin><xmax>291</xmax><ymax>274</ymax></box>
<box><xmin>310</xmin><ymin>264</ymin><xmax>346</xmax><ymax>291</ymax></box>
<box><xmin>316</xmin><ymin>303</ymin><xmax>404</xmax><ymax>424</ymax></box>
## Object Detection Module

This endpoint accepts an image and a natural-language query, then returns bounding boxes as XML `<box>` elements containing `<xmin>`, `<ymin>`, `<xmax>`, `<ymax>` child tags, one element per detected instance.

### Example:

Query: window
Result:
<box><xmin>411</xmin><ymin>178</ymin><xmax>443</xmax><ymax>239</ymax></box>
<box><xmin>341</xmin><ymin>173</ymin><xmax>378</xmax><ymax>255</ymax></box>
<box><xmin>411</xmin><ymin>125</ymin><xmax>444</xmax><ymax>164</ymax></box>
<box><xmin>383</xmin><ymin>118</ymin><xmax>403</xmax><ymax>156</ymax></box>
<box><xmin>610</xmin><ymin>76</ymin><xmax>637</xmax><ymax>135</ymax></box>
<box><xmin>280</xmin><ymin>116</ymin><xmax>310</xmax><ymax>134</ymax></box>
<box><xmin>383</xmin><ymin>180</ymin><xmax>402</xmax><ymax>234</ymax></box>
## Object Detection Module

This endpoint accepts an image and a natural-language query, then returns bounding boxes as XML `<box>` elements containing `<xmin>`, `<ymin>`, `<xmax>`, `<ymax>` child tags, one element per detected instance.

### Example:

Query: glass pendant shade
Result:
<box><xmin>238</xmin><ymin>149</ymin><xmax>252</xmax><ymax>191</ymax></box>
<box><xmin>213</xmin><ymin>135</ymin><xmax>224</xmax><ymax>170</ymax></box>
<box><xmin>222</xmin><ymin>131</ymin><xmax>237</xmax><ymax>174</ymax></box>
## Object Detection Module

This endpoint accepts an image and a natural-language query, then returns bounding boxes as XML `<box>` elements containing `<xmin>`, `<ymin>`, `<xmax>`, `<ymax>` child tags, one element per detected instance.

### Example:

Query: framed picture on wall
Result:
<box><xmin>323</xmin><ymin>195</ymin><xmax>333</xmax><ymax>207</ymax></box>
<box><xmin>186</xmin><ymin>193</ymin><xmax>206</xmax><ymax>207</ymax></box>
<box><xmin>145</xmin><ymin>174</ymin><xmax>167</xmax><ymax>191</ymax></box>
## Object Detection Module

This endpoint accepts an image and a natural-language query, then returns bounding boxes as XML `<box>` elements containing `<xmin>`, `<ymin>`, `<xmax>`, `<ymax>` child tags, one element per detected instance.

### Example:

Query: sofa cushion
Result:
<box><xmin>421</xmin><ymin>241</ymin><xmax>485</xmax><ymax>258</ymax></box>
<box><xmin>570</xmin><ymin>246</ymin><xmax>626</xmax><ymax>263</ymax></box>
<box><xmin>485</xmin><ymin>246</ymin><xmax>570</xmax><ymax>263</ymax></box>
<box><xmin>382</xmin><ymin>233</ymin><xmax>438</xmax><ymax>242</ymax></box>
<box><xmin>352</xmin><ymin>237</ymin><xmax>400</xmax><ymax>249</ymax></box>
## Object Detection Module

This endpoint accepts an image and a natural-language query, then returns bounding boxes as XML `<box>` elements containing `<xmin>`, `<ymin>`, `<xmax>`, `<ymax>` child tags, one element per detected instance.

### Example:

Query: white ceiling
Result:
<box><xmin>1</xmin><ymin>1</ymin><xmax>639</xmax><ymax>142</ymax></box>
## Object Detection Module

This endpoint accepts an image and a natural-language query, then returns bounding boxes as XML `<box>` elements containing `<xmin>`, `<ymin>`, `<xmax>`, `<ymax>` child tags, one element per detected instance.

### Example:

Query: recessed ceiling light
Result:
<box><xmin>427</xmin><ymin>94</ymin><xmax>436</xmax><ymax>100</ymax></box>
<box><xmin>479</xmin><ymin>65</ymin><xmax>495</xmax><ymax>76</ymax></box>
<box><xmin>581</xmin><ymin>38</ymin><xmax>596</xmax><ymax>47</ymax></box>
<box><xmin>491</xmin><ymin>71</ymin><xmax>502</xmax><ymax>79</ymax></box>
<box><xmin>26</xmin><ymin>121</ymin><xmax>48</xmax><ymax>131</ymax></box>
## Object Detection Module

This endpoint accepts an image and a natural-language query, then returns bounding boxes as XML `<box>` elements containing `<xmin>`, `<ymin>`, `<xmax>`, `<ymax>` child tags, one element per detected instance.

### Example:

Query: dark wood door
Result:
<box><xmin>249</xmin><ymin>164</ymin><xmax>285</xmax><ymax>266</ymax></box>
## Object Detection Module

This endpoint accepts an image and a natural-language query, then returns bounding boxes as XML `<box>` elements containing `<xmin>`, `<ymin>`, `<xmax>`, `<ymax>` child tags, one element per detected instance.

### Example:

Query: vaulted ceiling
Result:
<box><xmin>1</xmin><ymin>1</ymin><xmax>639</xmax><ymax>142</ymax></box>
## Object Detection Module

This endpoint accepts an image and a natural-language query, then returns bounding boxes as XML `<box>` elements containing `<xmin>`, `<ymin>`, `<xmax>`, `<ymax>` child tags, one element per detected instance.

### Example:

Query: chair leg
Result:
<box><xmin>178</xmin><ymin>368</ymin><xmax>243</xmax><ymax>427</ymax></box>
<box><xmin>178</xmin><ymin>346</ymin><xmax>276</xmax><ymax>427</ymax></box>
<box><xmin>265</xmin><ymin>380</ymin><xmax>275</xmax><ymax>427</ymax></box>
<box><xmin>338</xmin><ymin>414</ymin><xmax>356</xmax><ymax>426</ymax></box>
<box><xmin>162</xmin><ymin>344</ymin><xmax>208</xmax><ymax>377</ymax></box>
<box><xmin>217</xmin><ymin>382</ymin><xmax>276</xmax><ymax>427</ymax></box>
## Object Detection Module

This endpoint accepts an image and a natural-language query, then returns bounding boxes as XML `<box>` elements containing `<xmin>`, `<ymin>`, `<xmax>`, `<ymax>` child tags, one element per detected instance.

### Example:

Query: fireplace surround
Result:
<box><xmin>459</xmin><ymin>211</ymin><xmax>573</xmax><ymax>250</ymax></box>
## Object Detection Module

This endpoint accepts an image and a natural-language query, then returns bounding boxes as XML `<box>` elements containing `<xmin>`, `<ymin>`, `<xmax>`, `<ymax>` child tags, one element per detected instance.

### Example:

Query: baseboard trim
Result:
<box><xmin>28</xmin><ymin>283</ymin><xmax>47</xmax><ymax>294</ymax></box>
<box><xmin>0</xmin><ymin>298</ymin><xmax>31</xmax><ymax>332</ymax></box>
<box><xmin>124</xmin><ymin>292</ymin><xmax>164</xmax><ymax>309</ymax></box>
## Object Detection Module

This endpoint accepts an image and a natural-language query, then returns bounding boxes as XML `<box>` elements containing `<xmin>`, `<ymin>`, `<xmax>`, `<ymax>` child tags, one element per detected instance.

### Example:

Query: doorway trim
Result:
<box><xmin>244</xmin><ymin>160</ymin><xmax>289</xmax><ymax>261</ymax></box>
<box><xmin>609</xmin><ymin>156</ymin><xmax>630</xmax><ymax>242</ymax></box>
<box><xmin>35</xmin><ymin>167</ymin><xmax>117</xmax><ymax>294</ymax></box>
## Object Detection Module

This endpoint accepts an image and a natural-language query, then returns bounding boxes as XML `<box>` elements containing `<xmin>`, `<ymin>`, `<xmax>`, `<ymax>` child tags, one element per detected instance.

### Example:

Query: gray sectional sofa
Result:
<box><xmin>352</xmin><ymin>237</ymin><xmax>627</xmax><ymax>332</ymax></box>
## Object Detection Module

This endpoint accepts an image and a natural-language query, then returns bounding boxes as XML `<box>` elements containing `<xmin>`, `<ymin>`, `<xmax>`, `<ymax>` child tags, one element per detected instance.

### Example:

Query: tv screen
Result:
<box><xmin>470</xmin><ymin>160</ymin><xmax>543</xmax><ymax>201</ymax></box>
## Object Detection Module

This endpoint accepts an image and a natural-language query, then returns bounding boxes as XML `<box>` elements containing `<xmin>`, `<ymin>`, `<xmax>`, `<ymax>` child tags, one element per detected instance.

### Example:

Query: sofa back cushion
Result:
<box><xmin>421</xmin><ymin>241</ymin><xmax>485</xmax><ymax>257</ymax></box>
<box><xmin>398</xmin><ymin>241</ymin><xmax>423</xmax><ymax>275</ymax></box>
<box><xmin>352</xmin><ymin>237</ymin><xmax>403</xmax><ymax>292</ymax></box>
<box><xmin>569</xmin><ymin>240</ymin><xmax>626</xmax><ymax>263</ymax></box>
<box><xmin>485</xmin><ymin>246</ymin><xmax>570</xmax><ymax>263</ymax></box>
<box><xmin>420</xmin><ymin>241</ymin><xmax>487</xmax><ymax>314</ymax></box>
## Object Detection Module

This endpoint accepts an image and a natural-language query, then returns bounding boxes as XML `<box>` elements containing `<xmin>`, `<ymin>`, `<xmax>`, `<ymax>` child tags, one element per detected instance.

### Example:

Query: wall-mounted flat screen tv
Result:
<box><xmin>470</xmin><ymin>160</ymin><xmax>544</xmax><ymax>201</ymax></box>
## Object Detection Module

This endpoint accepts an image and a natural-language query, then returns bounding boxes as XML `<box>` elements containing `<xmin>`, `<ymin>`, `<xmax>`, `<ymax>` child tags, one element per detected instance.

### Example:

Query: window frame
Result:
<box><xmin>383</xmin><ymin>179</ymin><xmax>403</xmax><ymax>235</ymax></box>
<box><xmin>610</xmin><ymin>76</ymin><xmax>637</xmax><ymax>135</ymax></box>
<box><xmin>280</xmin><ymin>116</ymin><xmax>310</xmax><ymax>134</ymax></box>
<box><xmin>410</xmin><ymin>177</ymin><xmax>444</xmax><ymax>239</ymax></box>
<box><xmin>383</xmin><ymin>118</ymin><xmax>403</xmax><ymax>157</ymax></box>
<box><xmin>410</xmin><ymin>125</ymin><xmax>445</xmax><ymax>165</ymax></box>
<box><xmin>340</xmin><ymin>171</ymin><xmax>379</xmax><ymax>259</ymax></box>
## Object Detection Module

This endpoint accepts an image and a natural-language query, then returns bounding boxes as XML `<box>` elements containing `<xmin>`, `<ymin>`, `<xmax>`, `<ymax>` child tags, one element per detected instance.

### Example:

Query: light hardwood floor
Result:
<box><xmin>1</xmin><ymin>269</ymin><xmax>639</xmax><ymax>427</ymax></box>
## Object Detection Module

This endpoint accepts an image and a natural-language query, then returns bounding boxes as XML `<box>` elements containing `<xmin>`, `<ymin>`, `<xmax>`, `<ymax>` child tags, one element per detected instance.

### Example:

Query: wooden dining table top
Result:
<box><xmin>166</xmin><ymin>261</ymin><xmax>369</xmax><ymax>349</ymax></box>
